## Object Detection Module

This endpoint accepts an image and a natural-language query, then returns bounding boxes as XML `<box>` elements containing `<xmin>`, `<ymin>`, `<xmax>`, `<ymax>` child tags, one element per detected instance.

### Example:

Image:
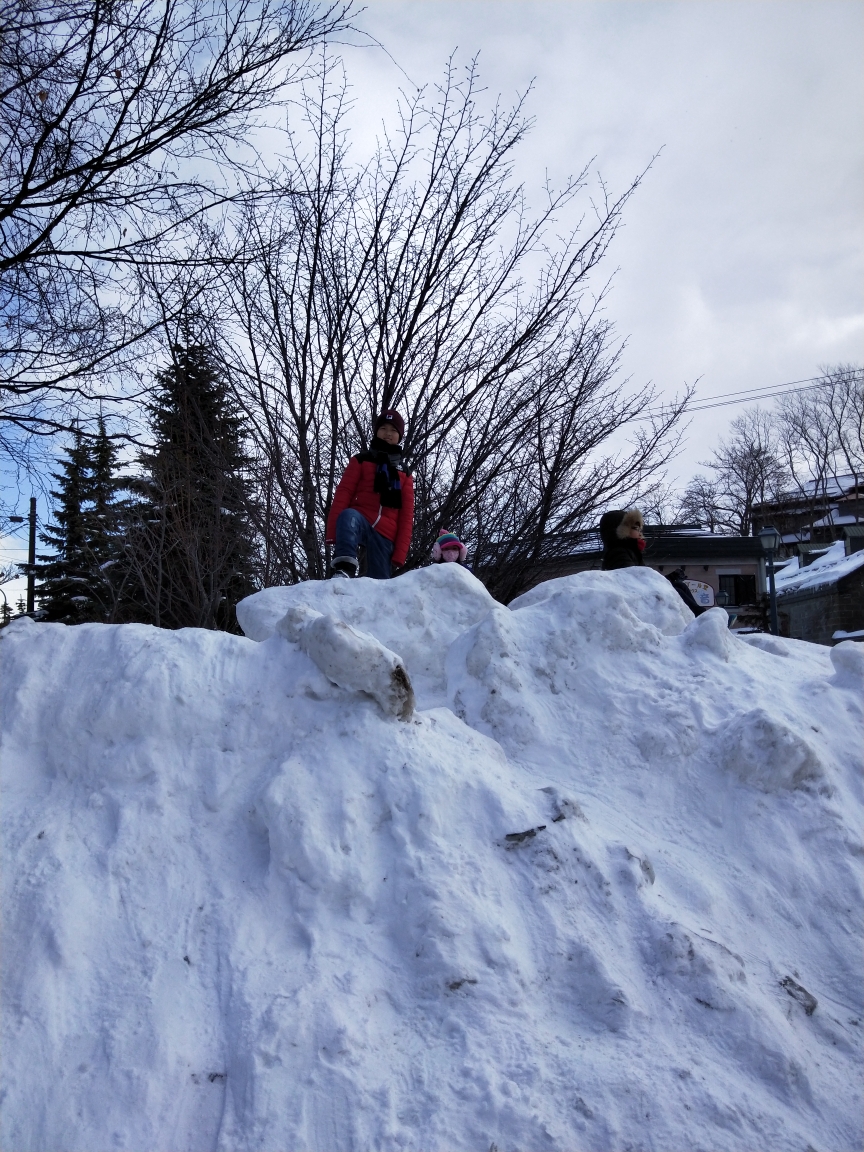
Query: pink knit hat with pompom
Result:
<box><xmin>431</xmin><ymin>529</ymin><xmax>467</xmax><ymax>563</ymax></box>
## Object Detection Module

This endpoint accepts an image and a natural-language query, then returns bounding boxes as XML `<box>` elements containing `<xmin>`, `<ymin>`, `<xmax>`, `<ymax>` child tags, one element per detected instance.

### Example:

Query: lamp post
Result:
<box><xmin>758</xmin><ymin>525</ymin><xmax>781</xmax><ymax>636</ymax></box>
<box><xmin>714</xmin><ymin>587</ymin><xmax>730</xmax><ymax>629</ymax></box>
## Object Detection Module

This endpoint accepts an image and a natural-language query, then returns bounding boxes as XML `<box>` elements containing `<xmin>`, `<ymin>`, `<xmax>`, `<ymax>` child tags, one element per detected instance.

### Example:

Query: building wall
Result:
<box><xmin>539</xmin><ymin>555</ymin><xmax>765</xmax><ymax>606</ymax></box>
<box><xmin>777</xmin><ymin>568</ymin><xmax>864</xmax><ymax>646</ymax></box>
<box><xmin>648</xmin><ymin>561</ymin><xmax>764</xmax><ymax>603</ymax></box>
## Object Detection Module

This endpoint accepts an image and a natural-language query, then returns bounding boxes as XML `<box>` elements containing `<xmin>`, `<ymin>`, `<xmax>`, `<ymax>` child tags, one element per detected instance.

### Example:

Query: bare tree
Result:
<box><xmin>0</xmin><ymin>0</ymin><xmax>352</xmax><ymax>456</ymax></box>
<box><xmin>637</xmin><ymin>482</ymin><xmax>687</xmax><ymax>529</ymax></box>
<box><xmin>694</xmin><ymin>408</ymin><xmax>788</xmax><ymax>535</ymax></box>
<box><xmin>216</xmin><ymin>60</ymin><xmax>689</xmax><ymax>594</ymax></box>
<box><xmin>678</xmin><ymin>475</ymin><xmax>723</xmax><ymax>532</ymax></box>
<box><xmin>776</xmin><ymin>364</ymin><xmax>863</xmax><ymax>529</ymax></box>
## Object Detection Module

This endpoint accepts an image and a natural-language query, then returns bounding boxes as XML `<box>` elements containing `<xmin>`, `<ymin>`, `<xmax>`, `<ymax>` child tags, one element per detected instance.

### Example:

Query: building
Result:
<box><xmin>523</xmin><ymin>525</ymin><xmax>769</xmax><ymax>625</ymax></box>
<box><xmin>508</xmin><ymin>519</ymin><xmax>864</xmax><ymax>644</ymax></box>
<box><xmin>774</xmin><ymin>543</ymin><xmax>864</xmax><ymax>646</ymax></box>
<box><xmin>752</xmin><ymin>473</ymin><xmax>863</xmax><ymax>547</ymax></box>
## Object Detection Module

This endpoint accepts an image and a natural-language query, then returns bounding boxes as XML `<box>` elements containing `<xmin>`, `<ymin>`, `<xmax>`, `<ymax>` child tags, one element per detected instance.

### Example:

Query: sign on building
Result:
<box><xmin>685</xmin><ymin>579</ymin><xmax>715</xmax><ymax>607</ymax></box>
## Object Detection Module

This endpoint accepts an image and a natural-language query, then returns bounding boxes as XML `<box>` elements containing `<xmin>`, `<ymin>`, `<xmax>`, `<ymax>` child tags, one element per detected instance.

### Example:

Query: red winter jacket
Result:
<box><xmin>325</xmin><ymin>455</ymin><xmax>415</xmax><ymax>566</ymax></box>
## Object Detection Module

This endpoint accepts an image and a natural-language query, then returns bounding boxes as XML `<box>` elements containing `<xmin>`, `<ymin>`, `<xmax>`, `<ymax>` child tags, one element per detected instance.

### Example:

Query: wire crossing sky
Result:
<box><xmin>345</xmin><ymin>0</ymin><xmax>864</xmax><ymax>479</ymax></box>
<box><xmin>637</xmin><ymin>368</ymin><xmax>864</xmax><ymax>421</ymax></box>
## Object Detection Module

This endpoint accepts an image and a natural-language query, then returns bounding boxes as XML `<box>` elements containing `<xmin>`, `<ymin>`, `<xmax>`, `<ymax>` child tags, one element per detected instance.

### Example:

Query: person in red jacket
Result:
<box><xmin>325</xmin><ymin>410</ymin><xmax>415</xmax><ymax>579</ymax></box>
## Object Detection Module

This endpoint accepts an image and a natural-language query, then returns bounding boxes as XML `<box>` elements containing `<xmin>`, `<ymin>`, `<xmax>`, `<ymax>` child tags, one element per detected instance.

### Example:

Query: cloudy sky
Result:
<box><xmin>2</xmin><ymin>1</ymin><xmax>862</xmax><ymax>596</ymax></box>
<box><xmin>344</xmin><ymin>0</ymin><xmax>863</xmax><ymax>479</ymax></box>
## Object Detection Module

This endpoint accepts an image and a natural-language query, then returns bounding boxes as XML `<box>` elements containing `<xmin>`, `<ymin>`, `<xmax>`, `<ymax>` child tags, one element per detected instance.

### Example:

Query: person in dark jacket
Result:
<box><xmin>599</xmin><ymin>508</ymin><xmax>645</xmax><ymax>570</ymax></box>
<box><xmin>665</xmin><ymin>567</ymin><xmax>707</xmax><ymax>616</ymax></box>
<box><xmin>325</xmin><ymin>410</ymin><xmax>415</xmax><ymax>579</ymax></box>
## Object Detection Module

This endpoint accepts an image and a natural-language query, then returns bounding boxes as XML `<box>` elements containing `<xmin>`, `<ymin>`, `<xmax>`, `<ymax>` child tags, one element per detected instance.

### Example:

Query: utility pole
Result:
<box><xmin>27</xmin><ymin>497</ymin><xmax>36</xmax><ymax>614</ymax></box>
<box><xmin>8</xmin><ymin>497</ymin><xmax>37</xmax><ymax>615</ymax></box>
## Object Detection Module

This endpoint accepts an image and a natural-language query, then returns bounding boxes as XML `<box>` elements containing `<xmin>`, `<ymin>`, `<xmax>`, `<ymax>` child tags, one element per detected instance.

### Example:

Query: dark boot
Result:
<box><xmin>330</xmin><ymin>557</ymin><xmax>358</xmax><ymax>579</ymax></box>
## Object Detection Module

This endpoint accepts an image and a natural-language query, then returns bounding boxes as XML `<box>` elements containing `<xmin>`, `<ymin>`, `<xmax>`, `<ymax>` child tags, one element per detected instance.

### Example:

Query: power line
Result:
<box><xmin>690</xmin><ymin>383</ymin><xmax>827</xmax><ymax>413</ymax></box>
<box><xmin>641</xmin><ymin>369</ymin><xmax>862</xmax><ymax>421</ymax></box>
<box><xmin>689</xmin><ymin>374</ymin><xmax>830</xmax><ymax>404</ymax></box>
<box><xmin>689</xmin><ymin>371</ymin><xmax>862</xmax><ymax>412</ymax></box>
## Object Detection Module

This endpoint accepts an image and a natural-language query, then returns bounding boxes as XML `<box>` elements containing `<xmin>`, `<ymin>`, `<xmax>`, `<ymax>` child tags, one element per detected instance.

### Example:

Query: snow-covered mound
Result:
<box><xmin>237</xmin><ymin>562</ymin><xmax>497</xmax><ymax>705</ymax></box>
<box><xmin>2</xmin><ymin>566</ymin><xmax>862</xmax><ymax>1152</ymax></box>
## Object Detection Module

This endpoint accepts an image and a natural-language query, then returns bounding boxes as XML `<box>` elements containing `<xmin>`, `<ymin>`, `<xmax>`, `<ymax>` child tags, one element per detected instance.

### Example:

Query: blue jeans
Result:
<box><xmin>333</xmin><ymin>508</ymin><xmax>394</xmax><ymax>580</ymax></box>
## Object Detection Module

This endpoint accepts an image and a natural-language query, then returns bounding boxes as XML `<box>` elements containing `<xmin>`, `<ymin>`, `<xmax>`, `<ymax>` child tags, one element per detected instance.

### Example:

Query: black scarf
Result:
<box><xmin>361</xmin><ymin>437</ymin><xmax>403</xmax><ymax>509</ymax></box>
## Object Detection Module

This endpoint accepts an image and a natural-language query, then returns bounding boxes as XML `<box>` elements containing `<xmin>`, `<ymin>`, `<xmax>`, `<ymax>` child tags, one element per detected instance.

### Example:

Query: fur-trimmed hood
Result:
<box><xmin>598</xmin><ymin>508</ymin><xmax>646</xmax><ymax>571</ymax></box>
<box><xmin>598</xmin><ymin>508</ymin><xmax>644</xmax><ymax>548</ymax></box>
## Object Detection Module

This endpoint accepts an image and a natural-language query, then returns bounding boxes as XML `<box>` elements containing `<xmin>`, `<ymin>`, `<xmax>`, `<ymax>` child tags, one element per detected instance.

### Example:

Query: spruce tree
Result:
<box><xmin>38</xmin><ymin>431</ymin><xmax>94</xmax><ymax>622</ymax></box>
<box><xmin>38</xmin><ymin>420</ymin><xmax>127</xmax><ymax>623</ymax></box>
<box><xmin>129</xmin><ymin>343</ymin><xmax>256</xmax><ymax>630</ymax></box>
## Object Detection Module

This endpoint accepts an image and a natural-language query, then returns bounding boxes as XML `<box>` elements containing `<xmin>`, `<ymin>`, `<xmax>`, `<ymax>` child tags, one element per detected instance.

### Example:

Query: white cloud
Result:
<box><xmin>347</xmin><ymin>0</ymin><xmax>864</xmax><ymax>480</ymax></box>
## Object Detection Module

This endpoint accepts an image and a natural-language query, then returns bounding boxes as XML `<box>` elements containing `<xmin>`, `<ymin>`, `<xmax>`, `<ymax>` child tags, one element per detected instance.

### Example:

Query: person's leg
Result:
<box><xmin>364</xmin><ymin>527</ymin><xmax>395</xmax><ymax>579</ymax></box>
<box><xmin>332</xmin><ymin>509</ymin><xmax>366</xmax><ymax>575</ymax></box>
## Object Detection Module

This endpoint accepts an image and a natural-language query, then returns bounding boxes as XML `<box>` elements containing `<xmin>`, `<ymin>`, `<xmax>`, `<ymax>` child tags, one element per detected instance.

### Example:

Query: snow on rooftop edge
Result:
<box><xmin>775</xmin><ymin>540</ymin><xmax>864</xmax><ymax>596</ymax></box>
<box><xmin>1</xmin><ymin>564</ymin><xmax>862</xmax><ymax>1152</ymax></box>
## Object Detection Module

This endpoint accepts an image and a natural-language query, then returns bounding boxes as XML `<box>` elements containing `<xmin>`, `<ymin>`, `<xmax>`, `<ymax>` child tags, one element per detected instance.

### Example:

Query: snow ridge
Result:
<box><xmin>2</xmin><ymin>565</ymin><xmax>862</xmax><ymax>1152</ymax></box>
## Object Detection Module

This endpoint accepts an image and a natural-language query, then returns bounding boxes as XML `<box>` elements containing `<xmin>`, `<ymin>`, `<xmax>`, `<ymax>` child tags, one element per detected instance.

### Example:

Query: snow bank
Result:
<box><xmin>278</xmin><ymin>605</ymin><xmax>416</xmax><ymax>719</ymax></box>
<box><xmin>2</xmin><ymin>564</ymin><xmax>863</xmax><ymax>1152</ymax></box>
<box><xmin>238</xmin><ymin>564</ymin><xmax>497</xmax><ymax>706</ymax></box>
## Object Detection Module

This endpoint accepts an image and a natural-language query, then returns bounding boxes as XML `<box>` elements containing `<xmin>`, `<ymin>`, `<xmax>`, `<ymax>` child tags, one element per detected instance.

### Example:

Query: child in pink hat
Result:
<box><xmin>431</xmin><ymin>529</ymin><xmax>468</xmax><ymax>564</ymax></box>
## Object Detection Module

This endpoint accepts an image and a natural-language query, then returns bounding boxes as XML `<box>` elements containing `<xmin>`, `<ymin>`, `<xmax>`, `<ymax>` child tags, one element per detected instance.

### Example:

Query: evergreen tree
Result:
<box><xmin>38</xmin><ymin>420</ymin><xmax>127</xmax><ymax>623</ymax></box>
<box><xmin>128</xmin><ymin>343</ymin><xmax>256</xmax><ymax>630</ymax></box>
<box><xmin>38</xmin><ymin>430</ymin><xmax>95</xmax><ymax>622</ymax></box>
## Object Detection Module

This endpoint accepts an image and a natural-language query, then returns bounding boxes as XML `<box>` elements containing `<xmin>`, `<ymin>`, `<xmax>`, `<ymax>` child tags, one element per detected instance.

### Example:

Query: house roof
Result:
<box><xmin>781</xmin><ymin>474</ymin><xmax>861</xmax><ymax>500</ymax></box>
<box><xmin>811</xmin><ymin>511</ymin><xmax>862</xmax><ymax>527</ymax></box>
<box><xmin>642</xmin><ymin>535</ymin><xmax>764</xmax><ymax>563</ymax></box>
<box><xmin>752</xmin><ymin>473</ymin><xmax>863</xmax><ymax>516</ymax></box>
<box><xmin>775</xmin><ymin>541</ymin><xmax>864</xmax><ymax>597</ymax></box>
<box><xmin>548</xmin><ymin>530</ymin><xmax>765</xmax><ymax>568</ymax></box>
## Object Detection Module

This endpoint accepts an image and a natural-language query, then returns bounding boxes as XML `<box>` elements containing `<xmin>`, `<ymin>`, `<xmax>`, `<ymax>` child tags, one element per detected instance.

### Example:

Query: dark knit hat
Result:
<box><xmin>374</xmin><ymin>409</ymin><xmax>405</xmax><ymax>440</ymax></box>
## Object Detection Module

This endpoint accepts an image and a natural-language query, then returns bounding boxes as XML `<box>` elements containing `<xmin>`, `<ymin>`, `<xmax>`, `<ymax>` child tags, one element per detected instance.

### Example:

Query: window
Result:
<box><xmin>719</xmin><ymin>574</ymin><xmax>757</xmax><ymax>605</ymax></box>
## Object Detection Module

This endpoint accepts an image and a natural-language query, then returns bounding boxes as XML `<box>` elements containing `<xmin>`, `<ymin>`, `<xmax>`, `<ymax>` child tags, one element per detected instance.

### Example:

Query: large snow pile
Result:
<box><xmin>2</xmin><ymin>565</ymin><xmax>863</xmax><ymax>1152</ymax></box>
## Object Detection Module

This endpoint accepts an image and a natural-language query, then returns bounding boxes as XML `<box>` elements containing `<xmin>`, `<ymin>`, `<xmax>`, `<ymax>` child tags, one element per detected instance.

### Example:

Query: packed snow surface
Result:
<box><xmin>2</xmin><ymin>565</ymin><xmax>863</xmax><ymax>1152</ymax></box>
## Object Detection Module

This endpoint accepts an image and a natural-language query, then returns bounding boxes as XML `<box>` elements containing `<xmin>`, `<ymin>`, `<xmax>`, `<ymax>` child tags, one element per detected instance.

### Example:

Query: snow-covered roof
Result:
<box><xmin>757</xmin><ymin>473</ymin><xmax>862</xmax><ymax>512</ymax></box>
<box><xmin>775</xmin><ymin>540</ymin><xmax>864</xmax><ymax>596</ymax></box>
<box><xmin>790</xmin><ymin>473</ymin><xmax>861</xmax><ymax>499</ymax></box>
<box><xmin>810</xmin><ymin>511</ymin><xmax>863</xmax><ymax>528</ymax></box>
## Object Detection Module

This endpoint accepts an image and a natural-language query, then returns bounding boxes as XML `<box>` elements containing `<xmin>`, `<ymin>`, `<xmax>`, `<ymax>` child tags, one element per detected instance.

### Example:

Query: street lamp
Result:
<box><xmin>759</xmin><ymin>525</ymin><xmax>781</xmax><ymax>636</ymax></box>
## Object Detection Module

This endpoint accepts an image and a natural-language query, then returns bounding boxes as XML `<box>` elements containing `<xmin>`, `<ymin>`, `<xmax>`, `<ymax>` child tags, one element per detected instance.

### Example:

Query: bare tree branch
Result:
<box><xmin>211</xmin><ymin>59</ymin><xmax>687</xmax><ymax>595</ymax></box>
<box><xmin>1</xmin><ymin>0</ymin><xmax>353</xmax><ymax>451</ymax></box>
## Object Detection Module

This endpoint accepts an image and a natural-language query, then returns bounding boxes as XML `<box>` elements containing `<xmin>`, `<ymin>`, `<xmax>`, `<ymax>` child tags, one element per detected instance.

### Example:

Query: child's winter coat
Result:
<box><xmin>326</xmin><ymin>445</ymin><xmax>415</xmax><ymax>566</ymax></box>
<box><xmin>599</xmin><ymin>509</ymin><xmax>645</xmax><ymax>570</ymax></box>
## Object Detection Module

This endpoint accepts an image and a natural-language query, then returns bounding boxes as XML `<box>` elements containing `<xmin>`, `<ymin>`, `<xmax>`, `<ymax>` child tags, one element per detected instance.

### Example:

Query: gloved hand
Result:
<box><xmin>391</xmin><ymin>561</ymin><xmax>402</xmax><ymax>576</ymax></box>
